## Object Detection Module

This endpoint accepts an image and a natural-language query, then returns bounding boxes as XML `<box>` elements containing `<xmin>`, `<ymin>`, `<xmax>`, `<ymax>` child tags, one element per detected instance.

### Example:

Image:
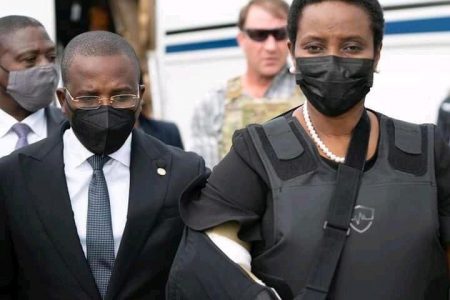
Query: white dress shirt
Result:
<box><xmin>63</xmin><ymin>128</ymin><xmax>131</xmax><ymax>257</ymax></box>
<box><xmin>0</xmin><ymin>108</ymin><xmax>47</xmax><ymax>157</ymax></box>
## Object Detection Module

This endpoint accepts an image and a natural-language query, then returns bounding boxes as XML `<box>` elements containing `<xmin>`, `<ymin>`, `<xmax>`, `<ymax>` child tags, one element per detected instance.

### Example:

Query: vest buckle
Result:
<box><xmin>323</xmin><ymin>221</ymin><xmax>351</xmax><ymax>236</ymax></box>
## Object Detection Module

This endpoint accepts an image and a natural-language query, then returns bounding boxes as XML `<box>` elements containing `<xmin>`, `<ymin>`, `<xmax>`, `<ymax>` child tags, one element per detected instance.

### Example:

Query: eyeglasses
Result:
<box><xmin>64</xmin><ymin>88</ymin><xmax>141</xmax><ymax>110</ymax></box>
<box><xmin>243</xmin><ymin>27</ymin><xmax>287</xmax><ymax>42</ymax></box>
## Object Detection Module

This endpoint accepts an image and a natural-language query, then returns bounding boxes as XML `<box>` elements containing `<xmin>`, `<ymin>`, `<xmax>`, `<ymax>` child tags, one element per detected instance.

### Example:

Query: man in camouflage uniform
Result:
<box><xmin>191</xmin><ymin>0</ymin><xmax>305</xmax><ymax>167</ymax></box>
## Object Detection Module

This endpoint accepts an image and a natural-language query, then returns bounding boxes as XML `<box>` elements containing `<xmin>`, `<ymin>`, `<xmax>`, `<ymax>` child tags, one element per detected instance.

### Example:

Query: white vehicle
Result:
<box><xmin>156</xmin><ymin>0</ymin><xmax>450</xmax><ymax>149</ymax></box>
<box><xmin>0</xmin><ymin>0</ymin><xmax>55</xmax><ymax>41</ymax></box>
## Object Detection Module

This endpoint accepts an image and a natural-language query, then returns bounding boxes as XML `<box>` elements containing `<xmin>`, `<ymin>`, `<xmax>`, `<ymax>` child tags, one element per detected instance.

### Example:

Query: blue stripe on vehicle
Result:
<box><xmin>385</xmin><ymin>16</ymin><xmax>450</xmax><ymax>34</ymax></box>
<box><xmin>166</xmin><ymin>17</ymin><xmax>450</xmax><ymax>53</ymax></box>
<box><xmin>166</xmin><ymin>38</ymin><xmax>238</xmax><ymax>53</ymax></box>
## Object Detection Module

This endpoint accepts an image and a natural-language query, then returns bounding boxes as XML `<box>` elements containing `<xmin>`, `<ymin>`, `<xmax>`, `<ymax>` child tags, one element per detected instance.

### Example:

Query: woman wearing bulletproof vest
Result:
<box><xmin>167</xmin><ymin>1</ymin><xmax>450</xmax><ymax>299</ymax></box>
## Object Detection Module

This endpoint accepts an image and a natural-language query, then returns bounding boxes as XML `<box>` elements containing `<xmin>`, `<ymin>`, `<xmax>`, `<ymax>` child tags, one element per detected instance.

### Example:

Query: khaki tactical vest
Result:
<box><xmin>219</xmin><ymin>76</ymin><xmax>304</xmax><ymax>159</ymax></box>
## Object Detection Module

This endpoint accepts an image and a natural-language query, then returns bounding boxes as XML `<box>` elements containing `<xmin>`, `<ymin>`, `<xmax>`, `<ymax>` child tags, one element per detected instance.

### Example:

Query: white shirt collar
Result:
<box><xmin>64</xmin><ymin>128</ymin><xmax>132</xmax><ymax>168</ymax></box>
<box><xmin>0</xmin><ymin>108</ymin><xmax>46</xmax><ymax>138</ymax></box>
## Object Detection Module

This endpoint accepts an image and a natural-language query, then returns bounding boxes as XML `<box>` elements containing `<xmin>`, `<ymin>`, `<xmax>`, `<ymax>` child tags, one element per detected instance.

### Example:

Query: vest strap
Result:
<box><xmin>298</xmin><ymin>111</ymin><xmax>370</xmax><ymax>300</ymax></box>
<box><xmin>393</xmin><ymin>119</ymin><xmax>422</xmax><ymax>154</ymax></box>
<box><xmin>263</xmin><ymin>117</ymin><xmax>304</xmax><ymax>160</ymax></box>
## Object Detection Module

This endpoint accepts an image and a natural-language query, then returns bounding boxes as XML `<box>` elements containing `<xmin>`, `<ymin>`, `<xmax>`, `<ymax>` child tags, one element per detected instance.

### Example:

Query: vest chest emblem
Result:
<box><xmin>350</xmin><ymin>205</ymin><xmax>375</xmax><ymax>234</ymax></box>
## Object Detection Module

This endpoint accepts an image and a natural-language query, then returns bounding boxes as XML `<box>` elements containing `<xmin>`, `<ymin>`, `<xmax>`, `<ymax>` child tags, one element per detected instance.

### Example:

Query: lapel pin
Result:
<box><xmin>156</xmin><ymin>159</ymin><xmax>167</xmax><ymax>176</ymax></box>
<box><xmin>157</xmin><ymin>168</ymin><xmax>166</xmax><ymax>176</ymax></box>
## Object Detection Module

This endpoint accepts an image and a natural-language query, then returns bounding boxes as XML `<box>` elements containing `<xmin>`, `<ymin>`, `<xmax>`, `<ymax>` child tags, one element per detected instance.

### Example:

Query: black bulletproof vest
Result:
<box><xmin>247</xmin><ymin>114</ymin><xmax>448</xmax><ymax>300</ymax></box>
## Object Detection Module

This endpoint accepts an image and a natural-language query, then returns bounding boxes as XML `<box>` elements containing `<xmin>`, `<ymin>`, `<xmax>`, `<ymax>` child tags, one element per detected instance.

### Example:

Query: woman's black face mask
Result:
<box><xmin>295</xmin><ymin>55</ymin><xmax>374</xmax><ymax>117</ymax></box>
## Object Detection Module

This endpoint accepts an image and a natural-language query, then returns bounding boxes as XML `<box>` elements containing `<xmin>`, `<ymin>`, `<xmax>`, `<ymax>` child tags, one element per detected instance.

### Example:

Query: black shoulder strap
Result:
<box><xmin>298</xmin><ymin>110</ymin><xmax>371</xmax><ymax>300</ymax></box>
<box><xmin>263</xmin><ymin>117</ymin><xmax>304</xmax><ymax>160</ymax></box>
<box><xmin>392</xmin><ymin>119</ymin><xmax>422</xmax><ymax>154</ymax></box>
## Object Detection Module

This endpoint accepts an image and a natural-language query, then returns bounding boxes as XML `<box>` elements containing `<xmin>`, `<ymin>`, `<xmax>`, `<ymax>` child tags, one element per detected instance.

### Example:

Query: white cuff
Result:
<box><xmin>206</xmin><ymin>230</ymin><xmax>252</xmax><ymax>271</ymax></box>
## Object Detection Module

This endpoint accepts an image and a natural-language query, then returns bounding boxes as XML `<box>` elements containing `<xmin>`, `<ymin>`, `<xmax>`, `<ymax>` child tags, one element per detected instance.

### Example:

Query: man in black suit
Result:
<box><xmin>138</xmin><ymin>114</ymin><xmax>184</xmax><ymax>149</ymax></box>
<box><xmin>0</xmin><ymin>31</ymin><xmax>207</xmax><ymax>299</ymax></box>
<box><xmin>0</xmin><ymin>15</ymin><xmax>64</xmax><ymax>157</ymax></box>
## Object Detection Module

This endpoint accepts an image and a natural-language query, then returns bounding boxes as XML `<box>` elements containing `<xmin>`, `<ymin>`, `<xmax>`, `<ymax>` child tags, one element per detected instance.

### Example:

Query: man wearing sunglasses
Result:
<box><xmin>191</xmin><ymin>0</ymin><xmax>305</xmax><ymax>168</ymax></box>
<box><xmin>0</xmin><ymin>31</ymin><xmax>207</xmax><ymax>299</ymax></box>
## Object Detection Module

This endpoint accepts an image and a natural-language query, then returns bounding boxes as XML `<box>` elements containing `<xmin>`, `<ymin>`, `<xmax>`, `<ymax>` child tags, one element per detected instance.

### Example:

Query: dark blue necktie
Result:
<box><xmin>86</xmin><ymin>155</ymin><xmax>115</xmax><ymax>299</ymax></box>
<box><xmin>12</xmin><ymin>123</ymin><xmax>31</xmax><ymax>149</ymax></box>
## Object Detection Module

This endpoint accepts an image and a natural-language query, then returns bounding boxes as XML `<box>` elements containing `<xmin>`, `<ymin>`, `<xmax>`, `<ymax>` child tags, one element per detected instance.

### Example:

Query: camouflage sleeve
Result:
<box><xmin>190</xmin><ymin>86</ymin><xmax>226</xmax><ymax>168</ymax></box>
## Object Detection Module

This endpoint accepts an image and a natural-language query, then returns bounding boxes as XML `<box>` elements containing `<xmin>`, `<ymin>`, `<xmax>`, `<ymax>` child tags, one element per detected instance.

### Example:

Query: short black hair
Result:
<box><xmin>0</xmin><ymin>15</ymin><xmax>44</xmax><ymax>47</ymax></box>
<box><xmin>288</xmin><ymin>0</ymin><xmax>384</xmax><ymax>51</ymax></box>
<box><xmin>61</xmin><ymin>31</ymin><xmax>140</xmax><ymax>84</ymax></box>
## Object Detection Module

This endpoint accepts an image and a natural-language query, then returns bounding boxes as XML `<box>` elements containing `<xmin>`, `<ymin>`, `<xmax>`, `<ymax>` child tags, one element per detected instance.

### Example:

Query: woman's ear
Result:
<box><xmin>287</xmin><ymin>40</ymin><xmax>297</xmax><ymax>73</ymax></box>
<box><xmin>287</xmin><ymin>39</ymin><xmax>294</xmax><ymax>55</ymax></box>
<box><xmin>373</xmin><ymin>43</ymin><xmax>382</xmax><ymax>72</ymax></box>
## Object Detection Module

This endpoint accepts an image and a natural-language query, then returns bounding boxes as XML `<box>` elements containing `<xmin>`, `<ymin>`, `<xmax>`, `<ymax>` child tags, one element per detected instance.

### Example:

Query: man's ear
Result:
<box><xmin>139</xmin><ymin>84</ymin><xmax>145</xmax><ymax>99</ymax></box>
<box><xmin>56</xmin><ymin>88</ymin><xmax>68</xmax><ymax>115</ymax></box>
<box><xmin>236</xmin><ymin>31</ymin><xmax>245</xmax><ymax>48</ymax></box>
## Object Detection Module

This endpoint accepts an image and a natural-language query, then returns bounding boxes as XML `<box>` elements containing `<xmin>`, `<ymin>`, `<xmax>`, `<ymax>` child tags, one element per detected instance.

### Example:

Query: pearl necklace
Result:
<box><xmin>302</xmin><ymin>102</ymin><xmax>345</xmax><ymax>163</ymax></box>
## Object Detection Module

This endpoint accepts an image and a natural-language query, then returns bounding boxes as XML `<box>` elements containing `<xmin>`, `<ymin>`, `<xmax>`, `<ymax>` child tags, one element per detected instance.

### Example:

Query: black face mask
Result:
<box><xmin>69</xmin><ymin>105</ymin><xmax>136</xmax><ymax>155</ymax></box>
<box><xmin>295</xmin><ymin>56</ymin><xmax>374</xmax><ymax>117</ymax></box>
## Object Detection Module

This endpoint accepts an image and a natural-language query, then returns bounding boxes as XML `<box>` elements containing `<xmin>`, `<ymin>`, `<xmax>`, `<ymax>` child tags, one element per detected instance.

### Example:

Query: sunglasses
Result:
<box><xmin>243</xmin><ymin>27</ymin><xmax>288</xmax><ymax>42</ymax></box>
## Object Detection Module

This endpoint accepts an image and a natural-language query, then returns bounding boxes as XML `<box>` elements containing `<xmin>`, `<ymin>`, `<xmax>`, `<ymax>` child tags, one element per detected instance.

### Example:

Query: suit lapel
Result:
<box><xmin>107</xmin><ymin>130</ymin><xmax>171</xmax><ymax>299</ymax></box>
<box><xmin>22</xmin><ymin>123</ymin><xmax>100</xmax><ymax>300</ymax></box>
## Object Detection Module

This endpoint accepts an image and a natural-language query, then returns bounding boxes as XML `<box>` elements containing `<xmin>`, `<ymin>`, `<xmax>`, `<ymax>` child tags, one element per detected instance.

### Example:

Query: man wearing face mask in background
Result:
<box><xmin>0</xmin><ymin>15</ymin><xmax>64</xmax><ymax>157</ymax></box>
<box><xmin>0</xmin><ymin>31</ymin><xmax>207</xmax><ymax>300</ymax></box>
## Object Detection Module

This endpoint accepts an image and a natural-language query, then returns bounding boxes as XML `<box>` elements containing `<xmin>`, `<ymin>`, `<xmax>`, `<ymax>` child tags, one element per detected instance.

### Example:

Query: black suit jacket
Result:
<box><xmin>138</xmin><ymin>115</ymin><xmax>184</xmax><ymax>149</ymax></box>
<box><xmin>0</xmin><ymin>122</ymin><xmax>207</xmax><ymax>300</ymax></box>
